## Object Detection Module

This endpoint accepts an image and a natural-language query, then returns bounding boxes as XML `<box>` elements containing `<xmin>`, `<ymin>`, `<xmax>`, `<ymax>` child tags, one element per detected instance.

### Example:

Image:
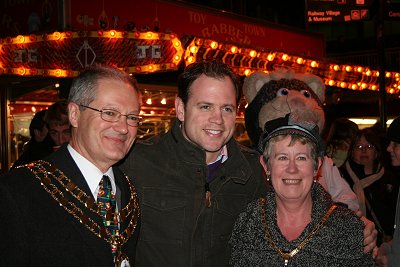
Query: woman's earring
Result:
<box><xmin>313</xmin><ymin>179</ymin><xmax>317</xmax><ymax>183</ymax></box>
<box><xmin>266</xmin><ymin>173</ymin><xmax>271</xmax><ymax>182</ymax></box>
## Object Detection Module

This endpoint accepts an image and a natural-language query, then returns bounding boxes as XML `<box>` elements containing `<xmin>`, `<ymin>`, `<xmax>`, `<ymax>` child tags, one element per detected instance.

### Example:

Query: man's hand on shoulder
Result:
<box><xmin>356</xmin><ymin>210</ymin><xmax>378</xmax><ymax>257</ymax></box>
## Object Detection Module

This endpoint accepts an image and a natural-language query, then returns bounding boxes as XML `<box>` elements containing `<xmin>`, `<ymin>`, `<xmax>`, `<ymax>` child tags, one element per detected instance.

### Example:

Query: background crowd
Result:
<box><xmin>1</xmin><ymin>62</ymin><xmax>400</xmax><ymax>266</ymax></box>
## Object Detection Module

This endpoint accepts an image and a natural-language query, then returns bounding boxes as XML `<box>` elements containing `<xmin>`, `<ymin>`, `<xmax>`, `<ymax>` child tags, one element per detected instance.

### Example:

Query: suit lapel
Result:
<box><xmin>47</xmin><ymin>145</ymin><xmax>94</xmax><ymax>198</ymax></box>
<box><xmin>44</xmin><ymin>145</ymin><xmax>114</xmax><ymax>264</ymax></box>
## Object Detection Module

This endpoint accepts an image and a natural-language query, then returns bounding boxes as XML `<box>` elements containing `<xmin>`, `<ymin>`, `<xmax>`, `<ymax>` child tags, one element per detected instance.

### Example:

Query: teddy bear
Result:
<box><xmin>243</xmin><ymin>69</ymin><xmax>325</xmax><ymax>149</ymax></box>
<box><xmin>242</xmin><ymin>68</ymin><xmax>359</xmax><ymax>211</ymax></box>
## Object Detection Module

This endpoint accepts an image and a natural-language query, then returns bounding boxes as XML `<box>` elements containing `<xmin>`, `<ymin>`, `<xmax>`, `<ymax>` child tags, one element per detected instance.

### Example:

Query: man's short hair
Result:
<box><xmin>44</xmin><ymin>100</ymin><xmax>69</xmax><ymax>127</ymax></box>
<box><xmin>29</xmin><ymin>109</ymin><xmax>47</xmax><ymax>137</ymax></box>
<box><xmin>177</xmin><ymin>61</ymin><xmax>241</xmax><ymax>106</ymax></box>
<box><xmin>68</xmin><ymin>64</ymin><xmax>139</xmax><ymax>108</ymax></box>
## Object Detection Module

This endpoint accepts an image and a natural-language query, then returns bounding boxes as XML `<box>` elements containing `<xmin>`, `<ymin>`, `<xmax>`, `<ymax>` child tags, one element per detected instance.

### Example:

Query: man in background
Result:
<box><xmin>44</xmin><ymin>99</ymin><xmax>71</xmax><ymax>151</ymax></box>
<box><xmin>12</xmin><ymin>109</ymin><xmax>53</xmax><ymax>167</ymax></box>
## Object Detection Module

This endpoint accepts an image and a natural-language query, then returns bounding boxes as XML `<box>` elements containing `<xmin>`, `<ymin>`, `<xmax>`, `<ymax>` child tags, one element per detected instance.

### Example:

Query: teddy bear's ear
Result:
<box><xmin>294</xmin><ymin>73</ymin><xmax>326</xmax><ymax>103</ymax></box>
<box><xmin>242</xmin><ymin>71</ymin><xmax>271</xmax><ymax>103</ymax></box>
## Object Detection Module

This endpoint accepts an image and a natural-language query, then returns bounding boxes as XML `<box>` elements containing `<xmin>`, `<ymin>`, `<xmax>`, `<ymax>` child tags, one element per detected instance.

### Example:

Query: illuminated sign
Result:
<box><xmin>68</xmin><ymin>0</ymin><xmax>325</xmax><ymax>58</ymax></box>
<box><xmin>0</xmin><ymin>31</ymin><xmax>184</xmax><ymax>77</ymax></box>
<box><xmin>184</xmin><ymin>36</ymin><xmax>400</xmax><ymax>95</ymax></box>
<box><xmin>306</xmin><ymin>0</ymin><xmax>372</xmax><ymax>23</ymax></box>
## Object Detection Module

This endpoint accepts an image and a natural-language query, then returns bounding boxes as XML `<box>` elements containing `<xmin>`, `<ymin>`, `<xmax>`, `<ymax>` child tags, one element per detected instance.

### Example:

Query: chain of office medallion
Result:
<box><xmin>259</xmin><ymin>198</ymin><xmax>337</xmax><ymax>263</ymax></box>
<box><xmin>24</xmin><ymin>160</ymin><xmax>140</xmax><ymax>246</ymax></box>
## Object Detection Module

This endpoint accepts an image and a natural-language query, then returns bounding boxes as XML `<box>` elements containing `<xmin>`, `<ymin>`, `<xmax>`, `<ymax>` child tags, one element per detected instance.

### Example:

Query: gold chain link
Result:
<box><xmin>259</xmin><ymin>198</ymin><xmax>336</xmax><ymax>266</ymax></box>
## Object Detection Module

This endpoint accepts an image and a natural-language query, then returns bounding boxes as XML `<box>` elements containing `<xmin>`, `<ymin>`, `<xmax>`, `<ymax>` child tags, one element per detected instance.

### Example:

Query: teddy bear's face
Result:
<box><xmin>258</xmin><ymin>88</ymin><xmax>325</xmax><ymax>135</ymax></box>
<box><xmin>244</xmin><ymin>73</ymin><xmax>326</xmax><ymax>146</ymax></box>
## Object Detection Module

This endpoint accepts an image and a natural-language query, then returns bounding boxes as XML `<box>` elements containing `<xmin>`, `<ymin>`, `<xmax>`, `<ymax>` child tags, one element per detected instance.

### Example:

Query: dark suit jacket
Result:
<box><xmin>0</xmin><ymin>144</ymin><xmax>140</xmax><ymax>266</ymax></box>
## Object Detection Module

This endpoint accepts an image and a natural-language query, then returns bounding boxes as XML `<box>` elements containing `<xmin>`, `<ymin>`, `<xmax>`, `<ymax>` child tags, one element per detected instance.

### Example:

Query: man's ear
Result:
<box><xmin>175</xmin><ymin>97</ymin><xmax>185</xmax><ymax>122</ymax></box>
<box><xmin>68</xmin><ymin>102</ymin><xmax>80</xmax><ymax>128</ymax></box>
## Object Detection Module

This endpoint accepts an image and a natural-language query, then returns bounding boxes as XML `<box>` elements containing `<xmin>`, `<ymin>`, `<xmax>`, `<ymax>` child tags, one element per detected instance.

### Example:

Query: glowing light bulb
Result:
<box><xmin>174</xmin><ymin>55</ymin><xmax>181</xmax><ymax>62</ymax></box>
<box><xmin>249</xmin><ymin>50</ymin><xmax>257</xmax><ymax>58</ymax></box>
<box><xmin>53</xmin><ymin>32</ymin><xmax>61</xmax><ymax>40</ymax></box>
<box><xmin>18</xmin><ymin>67</ymin><xmax>26</xmax><ymax>75</ymax></box>
<box><xmin>189</xmin><ymin>45</ymin><xmax>198</xmax><ymax>54</ymax></box>
<box><xmin>174</xmin><ymin>40</ymin><xmax>181</xmax><ymax>48</ymax></box>
<box><xmin>310</xmin><ymin>61</ymin><xmax>318</xmax><ymax>68</ymax></box>
<box><xmin>16</xmin><ymin>35</ymin><xmax>25</xmax><ymax>43</ymax></box>
<box><xmin>296</xmin><ymin>58</ymin><xmax>304</xmax><ymax>64</ymax></box>
<box><xmin>187</xmin><ymin>56</ymin><xmax>195</xmax><ymax>64</ymax></box>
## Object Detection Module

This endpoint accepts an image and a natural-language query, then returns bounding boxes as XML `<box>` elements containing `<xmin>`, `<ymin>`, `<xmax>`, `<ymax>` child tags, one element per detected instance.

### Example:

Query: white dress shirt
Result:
<box><xmin>67</xmin><ymin>144</ymin><xmax>116</xmax><ymax>201</ymax></box>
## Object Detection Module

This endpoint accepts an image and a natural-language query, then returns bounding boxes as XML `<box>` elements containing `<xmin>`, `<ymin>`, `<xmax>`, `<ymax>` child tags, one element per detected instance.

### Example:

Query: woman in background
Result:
<box><xmin>325</xmin><ymin>118</ymin><xmax>359</xmax><ymax>168</ymax></box>
<box><xmin>340</xmin><ymin>128</ymin><xmax>398</xmax><ymax>245</ymax></box>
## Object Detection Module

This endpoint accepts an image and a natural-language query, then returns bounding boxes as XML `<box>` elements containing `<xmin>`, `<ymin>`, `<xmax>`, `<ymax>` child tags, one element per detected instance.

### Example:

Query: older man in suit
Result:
<box><xmin>0</xmin><ymin>65</ymin><xmax>141</xmax><ymax>266</ymax></box>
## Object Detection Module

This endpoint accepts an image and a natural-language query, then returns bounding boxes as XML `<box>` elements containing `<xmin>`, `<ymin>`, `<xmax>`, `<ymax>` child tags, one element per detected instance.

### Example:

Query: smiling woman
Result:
<box><xmin>229</xmin><ymin>113</ymin><xmax>375</xmax><ymax>266</ymax></box>
<box><xmin>340</xmin><ymin>127</ymin><xmax>398</xmax><ymax>246</ymax></box>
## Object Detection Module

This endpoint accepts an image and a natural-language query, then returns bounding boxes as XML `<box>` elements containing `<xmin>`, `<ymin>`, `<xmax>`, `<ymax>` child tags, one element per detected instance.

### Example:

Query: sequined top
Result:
<box><xmin>229</xmin><ymin>183</ymin><xmax>376</xmax><ymax>267</ymax></box>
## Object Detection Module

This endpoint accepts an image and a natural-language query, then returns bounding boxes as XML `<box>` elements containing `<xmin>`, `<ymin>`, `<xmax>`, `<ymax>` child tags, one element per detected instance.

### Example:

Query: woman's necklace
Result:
<box><xmin>259</xmin><ymin>198</ymin><xmax>337</xmax><ymax>266</ymax></box>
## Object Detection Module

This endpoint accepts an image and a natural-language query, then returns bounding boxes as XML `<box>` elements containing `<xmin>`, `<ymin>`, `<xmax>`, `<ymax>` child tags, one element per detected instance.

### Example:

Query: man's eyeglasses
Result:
<box><xmin>354</xmin><ymin>144</ymin><xmax>375</xmax><ymax>151</ymax></box>
<box><xmin>79</xmin><ymin>105</ymin><xmax>142</xmax><ymax>127</ymax></box>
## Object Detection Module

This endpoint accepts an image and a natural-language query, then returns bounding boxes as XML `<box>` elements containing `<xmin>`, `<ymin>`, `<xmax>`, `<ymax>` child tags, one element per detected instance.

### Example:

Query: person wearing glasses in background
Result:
<box><xmin>0</xmin><ymin>65</ymin><xmax>141</xmax><ymax>266</ymax></box>
<box><xmin>340</xmin><ymin>127</ymin><xmax>398</xmax><ymax>247</ymax></box>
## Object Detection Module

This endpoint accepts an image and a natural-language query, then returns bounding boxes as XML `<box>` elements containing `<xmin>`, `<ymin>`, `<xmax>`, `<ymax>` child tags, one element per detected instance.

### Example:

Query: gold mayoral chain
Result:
<box><xmin>259</xmin><ymin>198</ymin><xmax>337</xmax><ymax>266</ymax></box>
<box><xmin>24</xmin><ymin>160</ymin><xmax>140</xmax><ymax>267</ymax></box>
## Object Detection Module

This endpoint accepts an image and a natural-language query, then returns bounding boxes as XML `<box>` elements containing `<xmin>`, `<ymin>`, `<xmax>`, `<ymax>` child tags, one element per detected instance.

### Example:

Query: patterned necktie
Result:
<box><xmin>97</xmin><ymin>175</ymin><xmax>118</xmax><ymax>257</ymax></box>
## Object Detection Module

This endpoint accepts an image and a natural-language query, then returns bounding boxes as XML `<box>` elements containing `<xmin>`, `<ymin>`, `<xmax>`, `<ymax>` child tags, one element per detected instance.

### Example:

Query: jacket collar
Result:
<box><xmin>170</xmin><ymin>120</ymin><xmax>253</xmax><ymax>184</ymax></box>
